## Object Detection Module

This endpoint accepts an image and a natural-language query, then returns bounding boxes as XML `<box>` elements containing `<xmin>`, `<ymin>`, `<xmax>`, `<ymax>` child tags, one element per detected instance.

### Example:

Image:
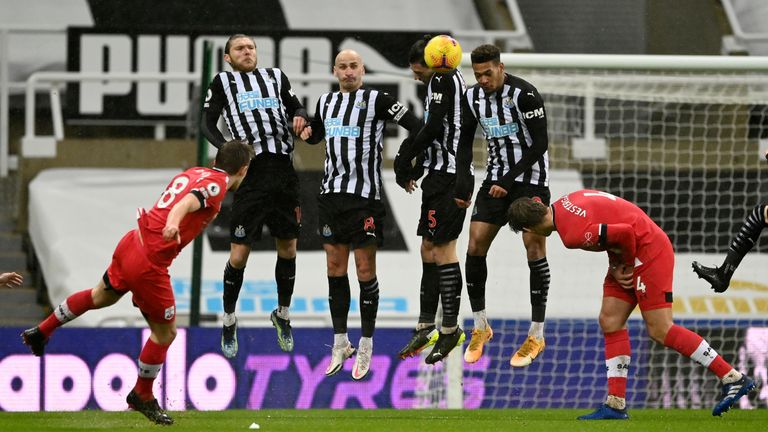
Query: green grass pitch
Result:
<box><xmin>1</xmin><ymin>409</ymin><xmax>767</xmax><ymax>432</ymax></box>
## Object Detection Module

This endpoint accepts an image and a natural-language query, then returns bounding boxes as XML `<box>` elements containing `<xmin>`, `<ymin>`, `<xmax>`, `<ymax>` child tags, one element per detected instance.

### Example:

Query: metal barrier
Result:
<box><xmin>453</xmin><ymin>0</ymin><xmax>533</xmax><ymax>52</ymax></box>
<box><xmin>21</xmin><ymin>72</ymin><xmax>421</xmax><ymax>158</ymax></box>
<box><xmin>3</xmin><ymin>0</ymin><xmax>535</xmax><ymax>173</ymax></box>
<box><xmin>0</xmin><ymin>24</ymin><xmax>65</xmax><ymax>177</ymax></box>
<box><xmin>721</xmin><ymin>0</ymin><xmax>768</xmax><ymax>55</ymax></box>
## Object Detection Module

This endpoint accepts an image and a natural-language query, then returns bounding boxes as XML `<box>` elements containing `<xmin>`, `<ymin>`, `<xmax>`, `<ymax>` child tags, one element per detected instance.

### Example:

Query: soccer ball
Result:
<box><xmin>424</xmin><ymin>35</ymin><xmax>462</xmax><ymax>73</ymax></box>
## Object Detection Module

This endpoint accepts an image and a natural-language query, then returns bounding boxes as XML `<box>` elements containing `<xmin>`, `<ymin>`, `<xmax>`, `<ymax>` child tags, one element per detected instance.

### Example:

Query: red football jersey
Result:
<box><xmin>551</xmin><ymin>190</ymin><xmax>669</xmax><ymax>267</ymax></box>
<box><xmin>137</xmin><ymin>167</ymin><xmax>229</xmax><ymax>267</ymax></box>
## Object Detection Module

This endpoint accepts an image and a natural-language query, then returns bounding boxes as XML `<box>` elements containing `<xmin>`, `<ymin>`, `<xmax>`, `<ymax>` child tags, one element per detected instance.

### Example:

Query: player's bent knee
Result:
<box><xmin>598</xmin><ymin>313</ymin><xmax>625</xmax><ymax>333</ymax></box>
<box><xmin>275</xmin><ymin>238</ymin><xmax>297</xmax><ymax>258</ymax></box>
<box><xmin>229</xmin><ymin>244</ymin><xmax>251</xmax><ymax>268</ymax></box>
<box><xmin>326</xmin><ymin>265</ymin><xmax>346</xmax><ymax>277</ymax></box>
<box><xmin>91</xmin><ymin>284</ymin><xmax>122</xmax><ymax>308</ymax></box>
<box><xmin>645</xmin><ymin>321</ymin><xmax>671</xmax><ymax>345</ymax></box>
<box><xmin>467</xmin><ymin>241</ymin><xmax>489</xmax><ymax>257</ymax></box>
<box><xmin>153</xmin><ymin>326</ymin><xmax>177</xmax><ymax>346</ymax></box>
<box><xmin>355</xmin><ymin>265</ymin><xmax>376</xmax><ymax>282</ymax></box>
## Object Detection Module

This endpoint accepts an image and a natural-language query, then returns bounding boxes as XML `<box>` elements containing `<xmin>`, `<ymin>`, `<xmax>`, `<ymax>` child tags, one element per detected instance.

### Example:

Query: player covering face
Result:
<box><xmin>21</xmin><ymin>141</ymin><xmax>253</xmax><ymax>425</ymax></box>
<box><xmin>508</xmin><ymin>190</ymin><xmax>756</xmax><ymax>419</ymax></box>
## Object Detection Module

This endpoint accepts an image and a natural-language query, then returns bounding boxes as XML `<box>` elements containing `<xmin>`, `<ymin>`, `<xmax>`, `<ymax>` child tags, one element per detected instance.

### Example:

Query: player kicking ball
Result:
<box><xmin>508</xmin><ymin>190</ymin><xmax>756</xmax><ymax>419</ymax></box>
<box><xmin>21</xmin><ymin>140</ymin><xmax>253</xmax><ymax>425</ymax></box>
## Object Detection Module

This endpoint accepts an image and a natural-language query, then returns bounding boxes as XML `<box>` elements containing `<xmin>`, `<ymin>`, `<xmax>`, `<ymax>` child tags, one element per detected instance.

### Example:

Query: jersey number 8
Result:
<box><xmin>157</xmin><ymin>176</ymin><xmax>190</xmax><ymax>209</ymax></box>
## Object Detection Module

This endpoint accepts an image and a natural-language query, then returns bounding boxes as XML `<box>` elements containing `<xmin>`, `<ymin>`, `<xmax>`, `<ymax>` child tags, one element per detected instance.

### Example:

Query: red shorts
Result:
<box><xmin>603</xmin><ymin>245</ymin><xmax>674</xmax><ymax>311</ymax></box>
<box><xmin>105</xmin><ymin>230</ymin><xmax>176</xmax><ymax>323</ymax></box>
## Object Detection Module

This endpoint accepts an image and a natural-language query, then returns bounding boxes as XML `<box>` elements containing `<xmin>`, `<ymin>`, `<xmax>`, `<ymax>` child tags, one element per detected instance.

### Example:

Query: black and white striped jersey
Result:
<box><xmin>305</xmin><ymin>88</ymin><xmax>420</xmax><ymax>200</ymax></box>
<box><xmin>418</xmin><ymin>69</ymin><xmax>467</xmax><ymax>173</ymax></box>
<box><xmin>202</xmin><ymin>68</ymin><xmax>306</xmax><ymax>156</ymax></box>
<box><xmin>460</xmin><ymin>73</ymin><xmax>549</xmax><ymax>188</ymax></box>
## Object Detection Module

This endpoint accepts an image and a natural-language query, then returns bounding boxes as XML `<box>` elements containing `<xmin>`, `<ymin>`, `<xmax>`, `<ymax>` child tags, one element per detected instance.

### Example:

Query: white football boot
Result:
<box><xmin>352</xmin><ymin>337</ymin><xmax>373</xmax><ymax>380</ymax></box>
<box><xmin>325</xmin><ymin>340</ymin><xmax>355</xmax><ymax>377</ymax></box>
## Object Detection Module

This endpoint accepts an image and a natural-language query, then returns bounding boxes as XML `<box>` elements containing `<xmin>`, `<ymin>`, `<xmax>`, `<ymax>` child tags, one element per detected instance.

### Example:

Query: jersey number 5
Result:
<box><xmin>428</xmin><ymin>210</ymin><xmax>437</xmax><ymax>228</ymax></box>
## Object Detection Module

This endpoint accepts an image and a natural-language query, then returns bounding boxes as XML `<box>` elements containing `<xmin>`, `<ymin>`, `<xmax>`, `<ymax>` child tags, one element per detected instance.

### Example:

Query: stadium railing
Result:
<box><xmin>721</xmin><ymin>0</ymin><xmax>768</xmax><ymax>55</ymax></box>
<box><xmin>453</xmin><ymin>0</ymin><xmax>533</xmax><ymax>52</ymax></box>
<box><xmin>21</xmin><ymin>72</ymin><xmax>421</xmax><ymax>160</ymax></box>
<box><xmin>0</xmin><ymin>24</ymin><xmax>66</xmax><ymax>177</ymax></box>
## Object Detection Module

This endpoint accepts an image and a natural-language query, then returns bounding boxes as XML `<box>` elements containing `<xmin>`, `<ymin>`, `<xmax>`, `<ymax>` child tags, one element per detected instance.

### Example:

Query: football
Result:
<box><xmin>424</xmin><ymin>35</ymin><xmax>462</xmax><ymax>72</ymax></box>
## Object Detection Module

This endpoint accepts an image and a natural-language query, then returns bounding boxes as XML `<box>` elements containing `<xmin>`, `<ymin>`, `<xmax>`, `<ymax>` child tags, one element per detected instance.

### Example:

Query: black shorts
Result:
<box><xmin>471</xmin><ymin>180</ymin><xmax>550</xmax><ymax>226</ymax></box>
<box><xmin>417</xmin><ymin>171</ymin><xmax>467</xmax><ymax>244</ymax></box>
<box><xmin>230</xmin><ymin>153</ymin><xmax>301</xmax><ymax>244</ymax></box>
<box><xmin>318</xmin><ymin>193</ymin><xmax>386</xmax><ymax>249</ymax></box>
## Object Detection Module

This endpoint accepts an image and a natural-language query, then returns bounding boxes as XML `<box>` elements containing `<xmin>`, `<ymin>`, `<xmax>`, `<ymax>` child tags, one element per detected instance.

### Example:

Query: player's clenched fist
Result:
<box><xmin>162</xmin><ymin>225</ymin><xmax>181</xmax><ymax>244</ymax></box>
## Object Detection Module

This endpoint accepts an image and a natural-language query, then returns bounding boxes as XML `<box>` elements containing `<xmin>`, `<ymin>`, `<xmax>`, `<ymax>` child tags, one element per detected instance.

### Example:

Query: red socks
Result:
<box><xmin>604</xmin><ymin>329</ymin><xmax>631</xmax><ymax>398</ymax></box>
<box><xmin>38</xmin><ymin>289</ymin><xmax>95</xmax><ymax>337</ymax></box>
<box><xmin>663</xmin><ymin>324</ymin><xmax>732</xmax><ymax>379</ymax></box>
<box><xmin>133</xmin><ymin>338</ymin><xmax>170</xmax><ymax>401</ymax></box>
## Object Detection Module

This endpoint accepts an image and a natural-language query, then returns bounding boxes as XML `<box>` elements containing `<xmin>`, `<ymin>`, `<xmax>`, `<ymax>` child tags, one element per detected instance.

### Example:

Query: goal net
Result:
<box><xmin>422</xmin><ymin>56</ymin><xmax>768</xmax><ymax>410</ymax></box>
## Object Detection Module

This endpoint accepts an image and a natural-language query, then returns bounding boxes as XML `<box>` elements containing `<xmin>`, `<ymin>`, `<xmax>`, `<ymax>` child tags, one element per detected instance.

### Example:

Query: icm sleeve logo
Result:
<box><xmin>523</xmin><ymin>107</ymin><xmax>545</xmax><ymax>119</ymax></box>
<box><xmin>388</xmin><ymin>102</ymin><xmax>408</xmax><ymax>121</ymax></box>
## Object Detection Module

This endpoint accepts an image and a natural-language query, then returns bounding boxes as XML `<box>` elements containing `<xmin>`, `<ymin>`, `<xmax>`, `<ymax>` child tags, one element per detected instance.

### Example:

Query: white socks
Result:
<box><xmin>722</xmin><ymin>369</ymin><xmax>743</xmax><ymax>384</ymax></box>
<box><xmin>277</xmin><ymin>306</ymin><xmax>290</xmax><ymax>320</ymax></box>
<box><xmin>473</xmin><ymin>310</ymin><xmax>488</xmax><ymax>330</ymax></box>
<box><xmin>442</xmin><ymin>325</ymin><xmax>458</xmax><ymax>334</ymax></box>
<box><xmin>359</xmin><ymin>336</ymin><xmax>373</xmax><ymax>351</ymax></box>
<box><xmin>416</xmin><ymin>322</ymin><xmax>434</xmax><ymax>331</ymax></box>
<box><xmin>606</xmin><ymin>395</ymin><xmax>626</xmax><ymax>410</ymax></box>
<box><xmin>223</xmin><ymin>313</ymin><xmax>236</xmax><ymax>327</ymax></box>
<box><xmin>529</xmin><ymin>321</ymin><xmax>544</xmax><ymax>339</ymax></box>
<box><xmin>334</xmin><ymin>333</ymin><xmax>349</xmax><ymax>347</ymax></box>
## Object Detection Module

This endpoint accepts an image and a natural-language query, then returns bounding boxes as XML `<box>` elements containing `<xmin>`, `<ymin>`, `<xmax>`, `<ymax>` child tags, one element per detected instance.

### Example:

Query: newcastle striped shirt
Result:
<box><xmin>459</xmin><ymin>73</ymin><xmax>549</xmax><ymax>189</ymax></box>
<box><xmin>306</xmin><ymin>88</ymin><xmax>419</xmax><ymax>200</ymax></box>
<box><xmin>418</xmin><ymin>69</ymin><xmax>467</xmax><ymax>173</ymax></box>
<box><xmin>203</xmin><ymin>68</ymin><xmax>306</xmax><ymax>156</ymax></box>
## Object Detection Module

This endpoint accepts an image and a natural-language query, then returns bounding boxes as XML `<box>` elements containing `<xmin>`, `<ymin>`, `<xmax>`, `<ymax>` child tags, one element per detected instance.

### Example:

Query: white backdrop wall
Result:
<box><xmin>28</xmin><ymin>168</ymin><xmax>768</xmax><ymax>327</ymax></box>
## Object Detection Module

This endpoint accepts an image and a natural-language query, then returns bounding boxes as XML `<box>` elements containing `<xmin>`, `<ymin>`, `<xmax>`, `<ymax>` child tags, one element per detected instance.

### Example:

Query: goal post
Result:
<box><xmin>433</xmin><ymin>53</ymin><xmax>768</xmax><ymax>410</ymax></box>
<box><xmin>491</xmin><ymin>53</ymin><xmax>768</xmax><ymax>255</ymax></box>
